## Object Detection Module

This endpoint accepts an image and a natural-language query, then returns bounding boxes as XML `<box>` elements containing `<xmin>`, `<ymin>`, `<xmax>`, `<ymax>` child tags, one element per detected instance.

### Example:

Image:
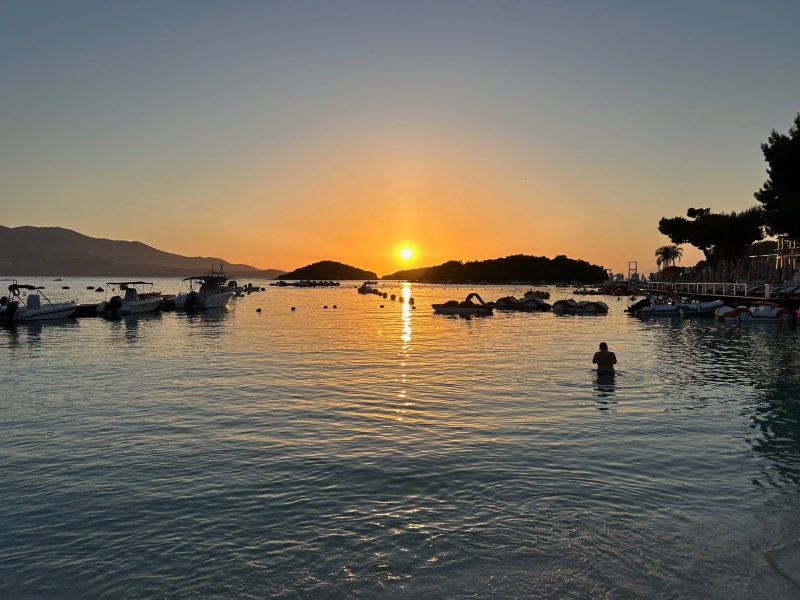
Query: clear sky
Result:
<box><xmin>2</xmin><ymin>1</ymin><xmax>799</xmax><ymax>277</ymax></box>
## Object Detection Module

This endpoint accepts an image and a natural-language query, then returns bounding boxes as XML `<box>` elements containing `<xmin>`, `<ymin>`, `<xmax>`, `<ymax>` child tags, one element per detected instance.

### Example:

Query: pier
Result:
<box><xmin>646</xmin><ymin>279</ymin><xmax>800</xmax><ymax>309</ymax></box>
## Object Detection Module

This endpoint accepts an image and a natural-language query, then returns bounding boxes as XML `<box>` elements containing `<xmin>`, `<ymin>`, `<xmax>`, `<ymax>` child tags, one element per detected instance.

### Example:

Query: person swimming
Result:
<box><xmin>592</xmin><ymin>341</ymin><xmax>617</xmax><ymax>375</ymax></box>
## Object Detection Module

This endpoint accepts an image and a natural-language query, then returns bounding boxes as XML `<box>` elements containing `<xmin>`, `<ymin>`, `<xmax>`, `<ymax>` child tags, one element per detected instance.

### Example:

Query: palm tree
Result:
<box><xmin>655</xmin><ymin>245</ymin><xmax>683</xmax><ymax>270</ymax></box>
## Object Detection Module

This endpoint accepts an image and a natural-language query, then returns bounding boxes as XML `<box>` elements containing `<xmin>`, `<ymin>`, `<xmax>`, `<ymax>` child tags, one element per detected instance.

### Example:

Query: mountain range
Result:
<box><xmin>0</xmin><ymin>226</ymin><xmax>285</xmax><ymax>278</ymax></box>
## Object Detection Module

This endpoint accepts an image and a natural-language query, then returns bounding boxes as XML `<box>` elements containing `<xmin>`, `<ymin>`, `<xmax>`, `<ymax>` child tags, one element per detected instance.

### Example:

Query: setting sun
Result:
<box><xmin>400</xmin><ymin>248</ymin><xmax>413</xmax><ymax>260</ymax></box>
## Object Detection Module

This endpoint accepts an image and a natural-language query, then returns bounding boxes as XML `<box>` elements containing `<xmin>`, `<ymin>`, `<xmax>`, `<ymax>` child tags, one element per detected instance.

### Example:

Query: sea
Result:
<box><xmin>2</xmin><ymin>278</ymin><xmax>800</xmax><ymax>599</ymax></box>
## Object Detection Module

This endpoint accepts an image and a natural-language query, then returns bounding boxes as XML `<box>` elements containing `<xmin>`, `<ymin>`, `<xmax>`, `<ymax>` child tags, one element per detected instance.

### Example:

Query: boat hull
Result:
<box><xmin>432</xmin><ymin>304</ymin><xmax>493</xmax><ymax>316</ymax></box>
<box><xmin>15</xmin><ymin>304</ymin><xmax>76</xmax><ymax>321</ymax></box>
<box><xmin>552</xmin><ymin>300</ymin><xmax>609</xmax><ymax>315</ymax></box>
<box><xmin>174</xmin><ymin>291</ymin><xmax>235</xmax><ymax>310</ymax></box>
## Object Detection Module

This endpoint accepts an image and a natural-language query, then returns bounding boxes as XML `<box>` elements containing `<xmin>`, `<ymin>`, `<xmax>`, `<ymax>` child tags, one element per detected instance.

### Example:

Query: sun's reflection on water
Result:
<box><xmin>397</xmin><ymin>284</ymin><xmax>413</xmax><ymax>421</ymax></box>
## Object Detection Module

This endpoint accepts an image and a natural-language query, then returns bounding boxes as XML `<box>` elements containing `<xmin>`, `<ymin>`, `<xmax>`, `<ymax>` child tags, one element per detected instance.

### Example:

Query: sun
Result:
<box><xmin>400</xmin><ymin>247</ymin><xmax>413</xmax><ymax>260</ymax></box>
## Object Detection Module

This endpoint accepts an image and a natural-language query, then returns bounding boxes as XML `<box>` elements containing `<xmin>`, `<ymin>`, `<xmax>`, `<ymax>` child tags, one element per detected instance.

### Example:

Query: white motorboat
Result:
<box><xmin>174</xmin><ymin>272</ymin><xmax>235</xmax><ymax>310</ymax></box>
<box><xmin>2</xmin><ymin>282</ymin><xmax>76</xmax><ymax>322</ymax></box>
<box><xmin>640</xmin><ymin>299</ymin><xmax>724</xmax><ymax>317</ymax></box>
<box><xmin>432</xmin><ymin>292</ymin><xmax>494</xmax><ymax>316</ymax></box>
<box><xmin>551</xmin><ymin>299</ymin><xmax>609</xmax><ymax>315</ymax></box>
<box><xmin>97</xmin><ymin>281</ymin><xmax>162</xmax><ymax>316</ymax></box>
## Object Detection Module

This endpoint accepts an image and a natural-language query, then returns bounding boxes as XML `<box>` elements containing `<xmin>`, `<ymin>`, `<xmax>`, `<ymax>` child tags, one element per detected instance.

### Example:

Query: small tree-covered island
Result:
<box><xmin>277</xmin><ymin>255</ymin><xmax>607</xmax><ymax>283</ymax></box>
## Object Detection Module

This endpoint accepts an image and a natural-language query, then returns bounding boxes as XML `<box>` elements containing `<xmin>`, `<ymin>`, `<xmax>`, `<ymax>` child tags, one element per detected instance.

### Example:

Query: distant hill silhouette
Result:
<box><xmin>382</xmin><ymin>254</ymin><xmax>607</xmax><ymax>283</ymax></box>
<box><xmin>279</xmin><ymin>260</ymin><xmax>378</xmax><ymax>281</ymax></box>
<box><xmin>0</xmin><ymin>226</ymin><xmax>285</xmax><ymax>278</ymax></box>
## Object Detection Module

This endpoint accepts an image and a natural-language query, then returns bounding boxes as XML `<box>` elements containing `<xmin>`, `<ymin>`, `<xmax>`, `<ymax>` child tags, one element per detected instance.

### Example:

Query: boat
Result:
<box><xmin>1</xmin><ymin>282</ymin><xmax>76</xmax><ymax>322</ymax></box>
<box><xmin>225</xmin><ymin>279</ymin><xmax>245</xmax><ymax>297</ymax></box>
<box><xmin>174</xmin><ymin>271</ymin><xmax>235</xmax><ymax>310</ymax></box>
<box><xmin>97</xmin><ymin>282</ymin><xmax>162</xmax><ymax>316</ymax></box>
<box><xmin>551</xmin><ymin>299</ymin><xmax>609</xmax><ymax>315</ymax></box>
<box><xmin>494</xmin><ymin>294</ymin><xmax>551</xmax><ymax>312</ymax></box>
<box><xmin>432</xmin><ymin>292</ymin><xmax>494</xmax><ymax>316</ymax></box>
<box><xmin>357</xmin><ymin>281</ymin><xmax>381</xmax><ymax>295</ymax></box>
<box><xmin>639</xmin><ymin>299</ymin><xmax>724</xmax><ymax>317</ymax></box>
<box><xmin>524</xmin><ymin>289</ymin><xmax>551</xmax><ymax>300</ymax></box>
<box><xmin>715</xmin><ymin>303</ymin><xmax>795</xmax><ymax>322</ymax></box>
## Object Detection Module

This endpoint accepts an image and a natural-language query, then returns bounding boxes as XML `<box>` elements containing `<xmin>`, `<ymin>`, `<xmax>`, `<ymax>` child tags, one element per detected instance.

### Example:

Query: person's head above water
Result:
<box><xmin>599</xmin><ymin>342</ymin><xmax>608</xmax><ymax>351</ymax></box>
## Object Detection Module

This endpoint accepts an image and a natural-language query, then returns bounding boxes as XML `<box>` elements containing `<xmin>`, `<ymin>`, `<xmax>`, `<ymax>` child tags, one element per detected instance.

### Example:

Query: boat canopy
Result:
<box><xmin>107</xmin><ymin>281</ymin><xmax>152</xmax><ymax>286</ymax></box>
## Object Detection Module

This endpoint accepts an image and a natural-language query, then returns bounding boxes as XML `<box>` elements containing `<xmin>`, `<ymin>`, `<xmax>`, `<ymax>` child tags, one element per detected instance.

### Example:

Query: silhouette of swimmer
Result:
<box><xmin>592</xmin><ymin>341</ymin><xmax>617</xmax><ymax>375</ymax></box>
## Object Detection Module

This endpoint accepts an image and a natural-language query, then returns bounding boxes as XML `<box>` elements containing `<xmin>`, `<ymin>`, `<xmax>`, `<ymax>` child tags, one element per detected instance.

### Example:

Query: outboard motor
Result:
<box><xmin>107</xmin><ymin>295</ymin><xmax>123</xmax><ymax>318</ymax></box>
<box><xmin>185</xmin><ymin>291</ymin><xmax>199</xmax><ymax>312</ymax></box>
<box><xmin>3</xmin><ymin>300</ymin><xmax>19</xmax><ymax>324</ymax></box>
<box><xmin>626</xmin><ymin>298</ymin><xmax>651</xmax><ymax>313</ymax></box>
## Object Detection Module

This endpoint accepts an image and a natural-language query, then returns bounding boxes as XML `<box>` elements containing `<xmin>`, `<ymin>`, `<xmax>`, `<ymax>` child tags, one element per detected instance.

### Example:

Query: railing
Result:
<box><xmin>646</xmin><ymin>281</ymin><xmax>800</xmax><ymax>299</ymax></box>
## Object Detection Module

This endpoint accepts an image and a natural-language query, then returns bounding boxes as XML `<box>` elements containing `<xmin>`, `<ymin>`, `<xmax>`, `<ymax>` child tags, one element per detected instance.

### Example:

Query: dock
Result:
<box><xmin>647</xmin><ymin>280</ymin><xmax>800</xmax><ymax>309</ymax></box>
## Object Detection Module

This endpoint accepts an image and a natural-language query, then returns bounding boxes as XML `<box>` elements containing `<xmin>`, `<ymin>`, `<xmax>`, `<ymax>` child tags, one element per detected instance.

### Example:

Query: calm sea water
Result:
<box><xmin>2</xmin><ymin>278</ymin><xmax>800</xmax><ymax>599</ymax></box>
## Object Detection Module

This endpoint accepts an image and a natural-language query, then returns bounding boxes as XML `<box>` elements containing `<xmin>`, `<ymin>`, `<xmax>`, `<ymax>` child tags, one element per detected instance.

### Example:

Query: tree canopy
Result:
<box><xmin>383</xmin><ymin>254</ymin><xmax>607</xmax><ymax>283</ymax></box>
<box><xmin>658</xmin><ymin>207</ymin><xmax>764</xmax><ymax>264</ymax></box>
<box><xmin>278</xmin><ymin>260</ymin><xmax>377</xmax><ymax>280</ymax></box>
<box><xmin>654</xmin><ymin>245</ymin><xmax>683</xmax><ymax>270</ymax></box>
<box><xmin>755</xmin><ymin>113</ymin><xmax>800</xmax><ymax>238</ymax></box>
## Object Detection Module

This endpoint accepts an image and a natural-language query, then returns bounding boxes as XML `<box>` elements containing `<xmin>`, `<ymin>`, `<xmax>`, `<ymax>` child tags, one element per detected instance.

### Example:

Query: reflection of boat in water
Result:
<box><xmin>494</xmin><ymin>294</ymin><xmax>551</xmax><ymax>312</ymax></box>
<box><xmin>640</xmin><ymin>299</ymin><xmax>723</xmax><ymax>317</ymax></box>
<box><xmin>551</xmin><ymin>299</ymin><xmax>608</xmax><ymax>315</ymax></box>
<box><xmin>174</xmin><ymin>272</ymin><xmax>235</xmax><ymax>310</ymax></box>
<box><xmin>715</xmin><ymin>303</ymin><xmax>795</xmax><ymax>322</ymax></box>
<box><xmin>432</xmin><ymin>292</ymin><xmax>494</xmax><ymax>316</ymax></box>
<box><xmin>1</xmin><ymin>282</ymin><xmax>76</xmax><ymax>322</ymax></box>
<box><xmin>97</xmin><ymin>281</ymin><xmax>162</xmax><ymax>316</ymax></box>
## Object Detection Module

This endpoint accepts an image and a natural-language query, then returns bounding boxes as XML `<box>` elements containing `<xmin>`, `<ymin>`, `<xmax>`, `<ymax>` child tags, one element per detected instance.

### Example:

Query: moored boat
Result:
<box><xmin>640</xmin><ymin>299</ymin><xmax>724</xmax><ymax>317</ymax></box>
<box><xmin>97</xmin><ymin>282</ymin><xmax>163</xmax><ymax>316</ymax></box>
<box><xmin>174</xmin><ymin>271</ymin><xmax>235</xmax><ymax>310</ymax></box>
<box><xmin>1</xmin><ymin>282</ymin><xmax>76</xmax><ymax>322</ymax></box>
<box><xmin>494</xmin><ymin>295</ymin><xmax>551</xmax><ymax>312</ymax></box>
<box><xmin>551</xmin><ymin>299</ymin><xmax>609</xmax><ymax>315</ymax></box>
<box><xmin>715</xmin><ymin>303</ymin><xmax>794</xmax><ymax>322</ymax></box>
<box><xmin>432</xmin><ymin>292</ymin><xmax>494</xmax><ymax>316</ymax></box>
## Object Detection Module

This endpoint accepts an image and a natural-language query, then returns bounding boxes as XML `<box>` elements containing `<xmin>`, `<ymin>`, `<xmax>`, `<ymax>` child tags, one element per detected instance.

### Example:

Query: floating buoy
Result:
<box><xmin>256</xmin><ymin>308</ymin><xmax>262</xmax><ymax>313</ymax></box>
<box><xmin>383</xmin><ymin>293</ymin><xmax>388</xmax><ymax>298</ymax></box>
<box><xmin>333</xmin><ymin>305</ymin><xmax>337</xmax><ymax>309</ymax></box>
<box><xmin>324</xmin><ymin>305</ymin><xmax>328</xmax><ymax>309</ymax></box>
<box><xmin>391</xmin><ymin>294</ymin><xmax>396</xmax><ymax>301</ymax></box>
<box><xmin>399</xmin><ymin>297</ymin><xmax>404</xmax><ymax>303</ymax></box>
<box><xmin>291</xmin><ymin>306</ymin><xmax>296</xmax><ymax>311</ymax></box>
<box><xmin>412</xmin><ymin>305</ymin><xmax>416</xmax><ymax>310</ymax></box>
<box><xmin>409</xmin><ymin>297</ymin><xmax>414</xmax><ymax>305</ymax></box>
<box><xmin>380</xmin><ymin>304</ymin><xmax>384</xmax><ymax>308</ymax></box>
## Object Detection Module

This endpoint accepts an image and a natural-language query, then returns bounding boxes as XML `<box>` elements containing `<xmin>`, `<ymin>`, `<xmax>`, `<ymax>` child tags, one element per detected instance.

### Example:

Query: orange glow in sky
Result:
<box><xmin>2</xmin><ymin>3</ymin><xmax>794</xmax><ymax>278</ymax></box>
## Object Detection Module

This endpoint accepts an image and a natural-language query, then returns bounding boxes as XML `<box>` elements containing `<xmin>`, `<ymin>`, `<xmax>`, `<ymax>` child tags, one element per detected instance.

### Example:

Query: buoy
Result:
<box><xmin>380</xmin><ymin>304</ymin><xmax>384</xmax><ymax>308</ymax></box>
<box><xmin>256</xmin><ymin>308</ymin><xmax>262</xmax><ymax>313</ymax></box>
<box><xmin>383</xmin><ymin>293</ymin><xmax>388</xmax><ymax>298</ymax></box>
<box><xmin>391</xmin><ymin>294</ymin><xmax>396</xmax><ymax>301</ymax></box>
<box><xmin>412</xmin><ymin>305</ymin><xmax>416</xmax><ymax>310</ymax></box>
<box><xmin>324</xmin><ymin>305</ymin><xmax>328</xmax><ymax>309</ymax></box>
<box><xmin>333</xmin><ymin>305</ymin><xmax>337</xmax><ymax>309</ymax></box>
<box><xmin>409</xmin><ymin>297</ymin><xmax>415</xmax><ymax>305</ymax></box>
<box><xmin>291</xmin><ymin>306</ymin><xmax>296</xmax><ymax>311</ymax></box>
<box><xmin>399</xmin><ymin>297</ymin><xmax>404</xmax><ymax>303</ymax></box>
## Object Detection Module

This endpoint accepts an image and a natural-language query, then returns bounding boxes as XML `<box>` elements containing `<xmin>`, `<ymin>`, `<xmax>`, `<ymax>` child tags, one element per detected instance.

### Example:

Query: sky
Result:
<box><xmin>2</xmin><ymin>1</ymin><xmax>799</xmax><ymax>277</ymax></box>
